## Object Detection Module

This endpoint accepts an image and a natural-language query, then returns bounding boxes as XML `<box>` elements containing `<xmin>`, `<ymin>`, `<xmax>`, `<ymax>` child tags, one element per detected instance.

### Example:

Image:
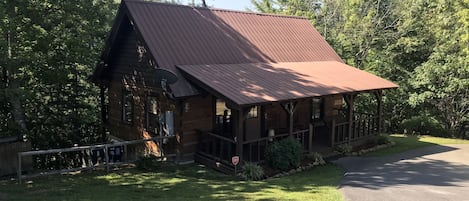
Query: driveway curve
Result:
<box><xmin>333</xmin><ymin>144</ymin><xmax>469</xmax><ymax>201</ymax></box>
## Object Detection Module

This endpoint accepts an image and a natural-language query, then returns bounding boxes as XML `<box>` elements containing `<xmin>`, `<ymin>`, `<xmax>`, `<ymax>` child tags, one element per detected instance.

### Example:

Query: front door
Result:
<box><xmin>244</xmin><ymin>106</ymin><xmax>261</xmax><ymax>141</ymax></box>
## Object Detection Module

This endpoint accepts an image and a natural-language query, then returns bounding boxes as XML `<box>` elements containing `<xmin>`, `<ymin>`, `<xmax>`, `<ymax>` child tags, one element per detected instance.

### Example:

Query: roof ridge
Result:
<box><xmin>123</xmin><ymin>0</ymin><xmax>307</xmax><ymax>20</ymax></box>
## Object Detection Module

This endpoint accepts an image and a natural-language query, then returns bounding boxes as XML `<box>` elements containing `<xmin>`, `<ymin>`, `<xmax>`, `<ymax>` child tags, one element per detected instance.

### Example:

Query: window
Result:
<box><xmin>122</xmin><ymin>88</ymin><xmax>133</xmax><ymax>124</ymax></box>
<box><xmin>146</xmin><ymin>95</ymin><xmax>160</xmax><ymax>134</ymax></box>
<box><xmin>312</xmin><ymin>98</ymin><xmax>322</xmax><ymax>120</ymax></box>
<box><xmin>247</xmin><ymin>106</ymin><xmax>259</xmax><ymax>119</ymax></box>
<box><xmin>215</xmin><ymin>99</ymin><xmax>231</xmax><ymax>134</ymax></box>
<box><xmin>161</xmin><ymin>111</ymin><xmax>174</xmax><ymax>136</ymax></box>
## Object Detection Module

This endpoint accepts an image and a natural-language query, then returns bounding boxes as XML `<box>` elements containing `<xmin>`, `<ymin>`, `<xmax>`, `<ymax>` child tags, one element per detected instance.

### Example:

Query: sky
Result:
<box><xmin>209</xmin><ymin>0</ymin><xmax>254</xmax><ymax>11</ymax></box>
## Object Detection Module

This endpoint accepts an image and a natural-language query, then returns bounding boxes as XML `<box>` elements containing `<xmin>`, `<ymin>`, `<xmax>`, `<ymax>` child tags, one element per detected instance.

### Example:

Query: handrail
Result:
<box><xmin>17</xmin><ymin>135</ymin><xmax>175</xmax><ymax>184</ymax></box>
<box><xmin>19</xmin><ymin>136</ymin><xmax>174</xmax><ymax>156</ymax></box>
<box><xmin>205</xmin><ymin>132</ymin><xmax>235</xmax><ymax>144</ymax></box>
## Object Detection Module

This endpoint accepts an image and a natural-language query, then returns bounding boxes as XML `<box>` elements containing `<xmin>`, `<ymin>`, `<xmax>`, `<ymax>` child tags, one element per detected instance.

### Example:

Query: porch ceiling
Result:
<box><xmin>177</xmin><ymin>61</ymin><xmax>398</xmax><ymax>106</ymax></box>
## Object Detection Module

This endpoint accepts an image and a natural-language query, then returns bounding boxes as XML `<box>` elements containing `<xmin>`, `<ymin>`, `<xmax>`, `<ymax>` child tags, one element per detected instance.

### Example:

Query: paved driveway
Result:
<box><xmin>333</xmin><ymin>144</ymin><xmax>469</xmax><ymax>201</ymax></box>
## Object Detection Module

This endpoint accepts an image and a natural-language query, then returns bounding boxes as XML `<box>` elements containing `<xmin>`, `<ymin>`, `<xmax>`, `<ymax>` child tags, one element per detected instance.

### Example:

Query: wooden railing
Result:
<box><xmin>17</xmin><ymin>136</ymin><xmax>175</xmax><ymax>184</ymax></box>
<box><xmin>242</xmin><ymin>129</ymin><xmax>309</xmax><ymax>162</ymax></box>
<box><xmin>198</xmin><ymin>129</ymin><xmax>310</xmax><ymax>164</ymax></box>
<box><xmin>332</xmin><ymin>114</ymin><xmax>379</xmax><ymax>146</ymax></box>
<box><xmin>197</xmin><ymin>132</ymin><xmax>236</xmax><ymax>165</ymax></box>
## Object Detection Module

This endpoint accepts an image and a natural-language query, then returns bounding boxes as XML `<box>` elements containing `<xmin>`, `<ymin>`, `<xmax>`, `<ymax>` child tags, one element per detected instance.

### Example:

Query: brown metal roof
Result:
<box><xmin>178</xmin><ymin>61</ymin><xmax>398</xmax><ymax>106</ymax></box>
<box><xmin>122</xmin><ymin>0</ymin><xmax>343</xmax><ymax>97</ymax></box>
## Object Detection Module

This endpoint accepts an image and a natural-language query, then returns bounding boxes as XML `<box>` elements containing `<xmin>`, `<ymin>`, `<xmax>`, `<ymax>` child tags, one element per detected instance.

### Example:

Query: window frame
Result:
<box><xmin>311</xmin><ymin>97</ymin><xmax>323</xmax><ymax>120</ymax></box>
<box><xmin>121</xmin><ymin>87</ymin><xmax>134</xmax><ymax>125</ymax></box>
<box><xmin>145</xmin><ymin>93</ymin><xmax>160</xmax><ymax>134</ymax></box>
<box><xmin>247</xmin><ymin>106</ymin><xmax>259</xmax><ymax>119</ymax></box>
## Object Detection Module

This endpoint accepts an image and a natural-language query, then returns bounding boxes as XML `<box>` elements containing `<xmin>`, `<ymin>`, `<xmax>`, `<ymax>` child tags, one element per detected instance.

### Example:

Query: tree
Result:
<box><xmin>0</xmin><ymin>0</ymin><xmax>118</xmax><ymax>149</ymax></box>
<box><xmin>410</xmin><ymin>0</ymin><xmax>469</xmax><ymax>135</ymax></box>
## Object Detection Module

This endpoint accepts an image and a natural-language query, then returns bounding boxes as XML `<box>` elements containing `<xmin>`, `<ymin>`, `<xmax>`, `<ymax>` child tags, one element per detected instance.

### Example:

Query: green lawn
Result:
<box><xmin>367</xmin><ymin>134</ymin><xmax>469</xmax><ymax>157</ymax></box>
<box><xmin>0</xmin><ymin>164</ymin><xmax>344</xmax><ymax>201</ymax></box>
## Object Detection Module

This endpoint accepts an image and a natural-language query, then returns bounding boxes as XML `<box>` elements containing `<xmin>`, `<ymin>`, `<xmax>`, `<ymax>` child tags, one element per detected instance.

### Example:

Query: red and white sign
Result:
<box><xmin>232</xmin><ymin>156</ymin><xmax>240</xmax><ymax>166</ymax></box>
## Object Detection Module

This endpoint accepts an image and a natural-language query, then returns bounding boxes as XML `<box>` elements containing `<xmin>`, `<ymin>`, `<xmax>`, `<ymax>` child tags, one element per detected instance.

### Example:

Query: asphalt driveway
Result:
<box><xmin>333</xmin><ymin>144</ymin><xmax>469</xmax><ymax>201</ymax></box>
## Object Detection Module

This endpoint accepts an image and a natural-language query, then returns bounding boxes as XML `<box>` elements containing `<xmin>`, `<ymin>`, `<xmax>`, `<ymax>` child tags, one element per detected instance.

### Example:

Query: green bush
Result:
<box><xmin>336</xmin><ymin>144</ymin><xmax>352</xmax><ymax>154</ymax></box>
<box><xmin>376</xmin><ymin>134</ymin><xmax>391</xmax><ymax>145</ymax></box>
<box><xmin>135</xmin><ymin>155</ymin><xmax>161</xmax><ymax>170</ymax></box>
<box><xmin>241</xmin><ymin>162</ymin><xmax>264</xmax><ymax>181</ymax></box>
<box><xmin>399</xmin><ymin>115</ymin><xmax>447</xmax><ymax>136</ymax></box>
<box><xmin>305</xmin><ymin>152</ymin><xmax>326</xmax><ymax>165</ymax></box>
<box><xmin>265</xmin><ymin>137</ymin><xmax>303</xmax><ymax>170</ymax></box>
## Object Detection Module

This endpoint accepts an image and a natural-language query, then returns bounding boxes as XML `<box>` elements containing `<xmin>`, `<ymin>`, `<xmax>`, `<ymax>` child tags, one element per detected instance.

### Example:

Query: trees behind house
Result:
<box><xmin>0</xmin><ymin>0</ymin><xmax>118</xmax><ymax>149</ymax></box>
<box><xmin>0</xmin><ymin>0</ymin><xmax>467</xmax><ymax>159</ymax></box>
<box><xmin>251</xmin><ymin>0</ymin><xmax>469</xmax><ymax>137</ymax></box>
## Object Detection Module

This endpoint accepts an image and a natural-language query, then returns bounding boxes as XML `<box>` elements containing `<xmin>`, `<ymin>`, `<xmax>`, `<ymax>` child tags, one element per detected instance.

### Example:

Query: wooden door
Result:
<box><xmin>244</xmin><ymin>106</ymin><xmax>261</xmax><ymax>141</ymax></box>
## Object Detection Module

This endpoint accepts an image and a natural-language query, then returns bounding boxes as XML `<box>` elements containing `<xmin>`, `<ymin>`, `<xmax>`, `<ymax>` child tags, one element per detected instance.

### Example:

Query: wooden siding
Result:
<box><xmin>105</xmin><ymin>17</ymin><xmax>182</xmax><ymax>159</ymax></box>
<box><xmin>179</xmin><ymin>95</ymin><xmax>214</xmax><ymax>155</ymax></box>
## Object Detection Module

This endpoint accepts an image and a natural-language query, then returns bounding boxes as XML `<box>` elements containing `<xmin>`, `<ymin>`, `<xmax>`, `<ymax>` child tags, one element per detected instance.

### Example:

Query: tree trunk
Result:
<box><xmin>6</xmin><ymin>0</ymin><xmax>28</xmax><ymax>134</ymax></box>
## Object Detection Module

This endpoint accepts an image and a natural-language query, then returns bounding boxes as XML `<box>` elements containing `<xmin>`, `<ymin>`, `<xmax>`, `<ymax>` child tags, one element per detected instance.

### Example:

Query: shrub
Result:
<box><xmin>376</xmin><ymin>134</ymin><xmax>391</xmax><ymax>145</ymax></box>
<box><xmin>305</xmin><ymin>152</ymin><xmax>326</xmax><ymax>165</ymax></box>
<box><xmin>241</xmin><ymin>162</ymin><xmax>264</xmax><ymax>181</ymax></box>
<box><xmin>136</xmin><ymin>154</ymin><xmax>159</xmax><ymax>170</ymax></box>
<box><xmin>265</xmin><ymin>137</ymin><xmax>302</xmax><ymax>170</ymax></box>
<box><xmin>336</xmin><ymin>144</ymin><xmax>352</xmax><ymax>154</ymax></box>
<box><xmin>399</xmin><ymin>115</ymin><xmax>447</xmax><ymax>136</ymax></box>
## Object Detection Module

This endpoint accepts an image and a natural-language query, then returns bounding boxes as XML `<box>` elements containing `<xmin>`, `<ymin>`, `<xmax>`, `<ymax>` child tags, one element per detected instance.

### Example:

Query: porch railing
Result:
<box><xmin>331</xmin><ymin>113</ymin><xmax>379</xmax><ymax>146</ymax></box>
<box><xmin>198</xmin><ymin>129</ymin><xmax>310</xmax><ymax>164</ymax></box>
<box><xmin>197</xmin><ymin>131</ymin><xmax>236</xmax><ymax>166</ymax></box>
<box><xmin>242</xmin><ymin>129</ymin><xmax>309</xmax><ymax>162</ymax></box>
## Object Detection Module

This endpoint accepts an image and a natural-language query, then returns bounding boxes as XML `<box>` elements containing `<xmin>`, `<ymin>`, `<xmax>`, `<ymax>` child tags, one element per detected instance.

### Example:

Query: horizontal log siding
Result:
<box><xmin>180</xmin><ymin>95</ymin><xmax>214</xmax><ymax>155</ymax></box>
<box><xmin>105</xmin><ymin>19</ymin><xmax>180</xmax><ymax>158</ymax></box>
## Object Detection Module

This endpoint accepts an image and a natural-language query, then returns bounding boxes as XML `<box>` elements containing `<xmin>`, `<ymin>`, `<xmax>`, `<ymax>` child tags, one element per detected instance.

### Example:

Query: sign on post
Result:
<box><xmin>232</xmin><ymin>156</ymin><xmax>239</xmax><ymax>166</ymax></box>
<box><xmin>232</xmin><ymin>156</ymin><xmax>239</xmax><ymax>175</ymax></box>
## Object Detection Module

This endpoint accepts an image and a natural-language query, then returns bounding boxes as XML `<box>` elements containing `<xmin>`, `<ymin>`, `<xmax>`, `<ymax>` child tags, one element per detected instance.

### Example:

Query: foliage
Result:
<box><xmin>399</xmin><ymin>115</ymin><xmax>447</xmax><ymax>136</ymax></box>
<box><xmin>265</xmin><ymin>137</ymin><xmax>302</xmax><ymax>171</ymax></box>
<box><xmin>367</xmin><ymin>134</ymin><xmax>469</xmax><ymax>157</ymax></box>
<box><xmin>0</xmin><ymin>164</ymin><xmax>344</xmax><ymax>201</ymax></box>
<box><xmin>241</xmin><ymin>162</ymin><xmax>264</xmax><ymax>181</ymax></box>
<box><xmin>305</xmin><ymin>152</ymin><xmax>326</xmax><ymax>165</ymax></box>
<box><xmin>251</xmin><ymin>0</ymin><xmax>469</xmax><ymax>138</ymax></box>
<box><xmin>136</xmin><ymin>155</ymin><xmax>158</xmax><ymax>170</ymax></box>
<box><xmin>376</xmin><ymin>134</ymin><xmax>391</xmax><ymax>145</ymax></box>
<box><xmin>0</xmin><ymin>0</ymin><xmax>118</xmax><ymax>166</ymax></box>
<box><xmin>335</xmin><ymin>144</ymin><xmax>352</xmax><ymax>154</ymax></box>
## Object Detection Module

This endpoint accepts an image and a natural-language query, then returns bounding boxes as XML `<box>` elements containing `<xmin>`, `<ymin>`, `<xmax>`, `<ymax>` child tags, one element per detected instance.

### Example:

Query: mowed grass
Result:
<box><xmin>0</xmin><ymin>164</ymin><xmax>344</xmax><ymax>201</ymax></box>
<box><xmin>367</xmin><ymin>134</ymin><xmax>469</xmax><ymax>157</ymax></box>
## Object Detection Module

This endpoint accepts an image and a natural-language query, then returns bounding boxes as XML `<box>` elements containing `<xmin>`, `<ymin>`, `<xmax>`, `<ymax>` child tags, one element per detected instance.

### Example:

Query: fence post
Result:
<box><xmin>104</xmin><ymin>144</ymin><xmax>109</xmax><ymax>173</ymax></box>
<box><xmin>17</xmin><ymin>153</ymin><xmax>22</xmax><ymax>184</ymax></box>
<box><xmin>308</xmin><ymin>123</ymin><xmax>313</xmax><ymax>152</ymax></box>
<box><xmin>123</xmin><ymin>144</ymin><xmax>128</xmax><ymax>163</ymax></box>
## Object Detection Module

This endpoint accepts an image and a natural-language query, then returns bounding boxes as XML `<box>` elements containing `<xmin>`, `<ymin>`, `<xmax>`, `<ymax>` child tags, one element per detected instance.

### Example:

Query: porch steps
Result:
<box><xmin>194</xmin><ymin>152</ymin><xmax>236</xmax><ymax>175</ymax></box>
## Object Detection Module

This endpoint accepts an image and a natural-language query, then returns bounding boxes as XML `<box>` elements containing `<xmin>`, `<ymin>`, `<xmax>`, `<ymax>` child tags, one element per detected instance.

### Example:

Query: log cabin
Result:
<box><xmin>91</xmin><ymin>0</ymin><xmax>398</xmax><ymax>172</ymax></box>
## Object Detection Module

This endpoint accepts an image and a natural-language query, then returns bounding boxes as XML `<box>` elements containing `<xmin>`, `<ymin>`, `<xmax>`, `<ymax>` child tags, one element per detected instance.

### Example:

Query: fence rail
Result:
<box><xmin>332</xmin><ymin>114</ymin><xmax>379</xmax><ymax>146</ymax></box>
<box><xmin>17</xmin><ymin>136</ymin><xmax>174</xmax><ymax>184</ymax></box>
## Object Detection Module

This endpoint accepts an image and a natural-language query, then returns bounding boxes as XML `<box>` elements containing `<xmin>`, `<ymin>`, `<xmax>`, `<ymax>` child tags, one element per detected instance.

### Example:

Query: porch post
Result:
<box><xmin>308</xmin><ymin>123</ymin><xmax>314</xmax><ymax>152</ymax></box>
<box><xmin>343</xmin><ymin>94</ymin><xmax>355</xmax><ymax>144</ymax></box>
<box><xmin>282</xmin><ymin>101</ymin><xmax>297</xmax><ymax>136</ymax></box>
<box><xmin>374</xmin><ymin>90</ymin><xmax>383</xmax><ymax>134</ymax></box>
<box><xmin>234</xmin><ymin>108</ymin><xmax>245</xmax><ymax>164</ymax></box>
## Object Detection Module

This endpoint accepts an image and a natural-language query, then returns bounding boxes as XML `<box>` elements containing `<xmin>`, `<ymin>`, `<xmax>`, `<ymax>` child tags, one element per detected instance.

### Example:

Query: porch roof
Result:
<box><xmin>177</xmin><ymin>61</ymin><xmax>398</xmax><ymax>106</ymax></box>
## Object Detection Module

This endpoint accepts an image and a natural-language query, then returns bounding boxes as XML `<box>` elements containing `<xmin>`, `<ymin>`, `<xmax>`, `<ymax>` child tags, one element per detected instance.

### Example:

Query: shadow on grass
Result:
<box><xmin>0</xmin><ymin>163</ymin><xmax>344</xmax><ymax>201</ymax></box>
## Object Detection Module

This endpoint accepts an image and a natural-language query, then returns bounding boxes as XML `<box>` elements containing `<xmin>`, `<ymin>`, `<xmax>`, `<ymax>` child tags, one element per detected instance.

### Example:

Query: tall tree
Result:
<box><xmin>0</xmin><ymin>0</ymin><xmax>118</xmax><ymax>148</ymax></box>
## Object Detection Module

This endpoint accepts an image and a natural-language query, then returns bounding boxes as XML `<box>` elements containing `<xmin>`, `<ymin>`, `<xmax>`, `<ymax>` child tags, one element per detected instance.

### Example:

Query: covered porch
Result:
<box><xmin>178</xmin><ymin>61</ymin><xmax>397</xmax><ymax>172</ymax></box>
